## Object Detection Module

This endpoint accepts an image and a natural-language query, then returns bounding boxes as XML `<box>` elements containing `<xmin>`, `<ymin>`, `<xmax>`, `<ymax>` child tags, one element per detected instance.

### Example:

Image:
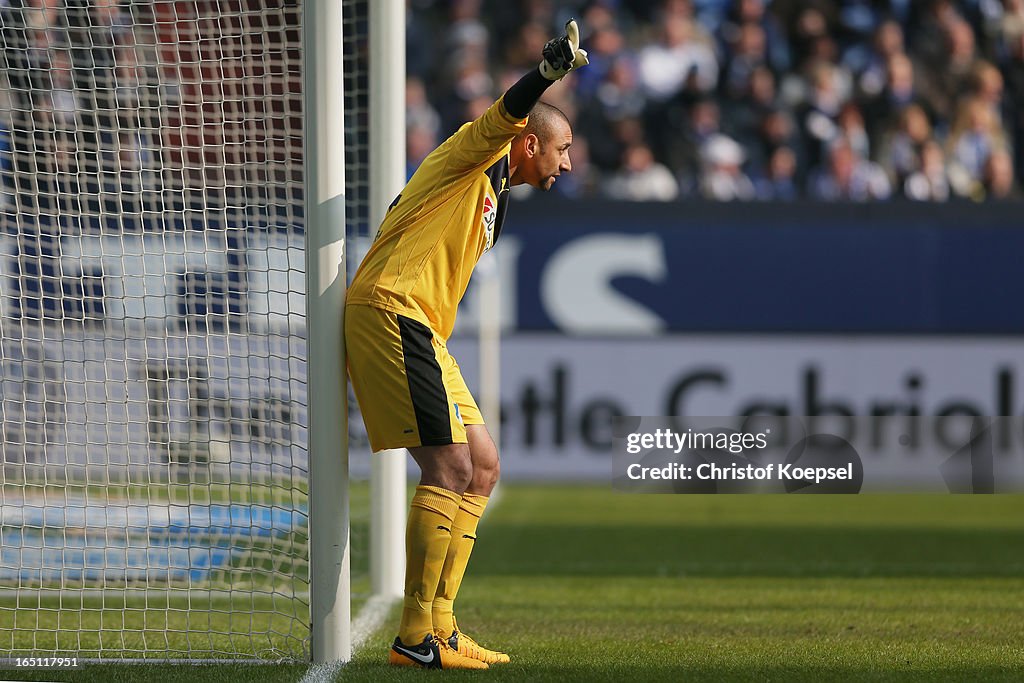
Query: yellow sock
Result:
<box><xmin>433</xmin><ymin>492</ymin><xmax>488</xmax><ymax>638</ymax></box>
<box><xmin>398</xmin><ymin>485</ymin><xmax>461</xmax><ymax>646</ymax></box>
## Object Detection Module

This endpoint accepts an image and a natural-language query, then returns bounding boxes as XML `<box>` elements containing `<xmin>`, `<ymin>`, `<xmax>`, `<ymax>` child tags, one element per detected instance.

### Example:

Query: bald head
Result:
<box><xmin>521</xmin><ymin>101</ymin><xmax>571</xmax><ymax>144</ymax></box>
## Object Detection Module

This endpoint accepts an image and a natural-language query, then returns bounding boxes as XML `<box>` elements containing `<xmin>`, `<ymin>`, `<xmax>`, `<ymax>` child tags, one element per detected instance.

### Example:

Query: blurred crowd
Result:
<box><xmin>0</xmin><ymin>0</ymin><xmax>302</xmax><ymax>224</ymax></box>
<box><xmin>1</xmin><ymin>0</ymin><xmax>162</xmax><ymax>217</ymax></box>
<box><xmin>4</xmin><ymin>0</ymin><xmax>1023</xmax><ymax>208</ymax></box>
<box><xmin>407</xmin><ymin>0</ymin><xmax>1024</xmax><ymax>201</ymax></box>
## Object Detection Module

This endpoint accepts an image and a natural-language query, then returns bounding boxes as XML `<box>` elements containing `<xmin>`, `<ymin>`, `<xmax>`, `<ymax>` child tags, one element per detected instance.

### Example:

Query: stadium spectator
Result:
<box><xmin>407</xmin><ymin>77</ymin><xmax>442</xmax><ymax>138</ymax></box>
<box><xmin>730</xmin><ymin>65</ymin><xmax>777</xmax><ymax>138</ymax></box>
<box><xmin>861</xmin><ymin>52</ymin><xmax>939</xmax><ymax>142</ymax></box>
<box><xmin>717</xmin><ymin>0</ymin><xmax>791</xmax><ymax>75</ymax></box>
<box><xmin>582</xmin><ymin>112</ymin><xmax>646</xmax><ymax>174</ymax></box>
<box><xmin>931</xmin><ymin>19</ymin><xmax>983</xmax><ymax>117</ymax></box>
<box><xmin>405</xmin><ymin>0</ymin><xmax>436</xmax><ymax>80</ymax></box>
<box><xmin>844</xmin><ymin>19</ymin><xmax>905</xmax><ymax>101</ymax></box>
<box><xmin>996</xmin><ymin>0</ymin><xmax>1024</xmax><ymax>55</ymax></box>
<box><xmin>834</xmin><ymin>102</ymin><xmax>870</xmax><ymax>161</ymax></box>
<box><xmin>876</xmin><ymin>103</ymin><xmax>934</xmax><ymax>186</ymax></box>
<box><xmin>591</xmin><ymin>54</ymin><xmax>646</xmax><ymax>122</ymax></box>
<box><xmin>753</xmin><ymin>107</ymin><xmax>804</xmax><ymax>173</ymax></box>
<box><xmin>699</xmin><ymin>133</ymin><xmax>756</xmax><ymax>200</ymax></box>
<box><xmin>906</xmin><ymin>0</ymin><xmax>963</xmax><ymax>69</ymax></box>
<box><xmin>971</xmin><ymin>60</ymin><xmax>1005</xmax><ymax>107</ymax></box>
<box><xmin>903</xmin><ymin>140</ymin><xmax>951</xmax><ymax>201</ymax></box>
<box><xmin>438</xmin><ymin>55</ymin><xmax>494</xmax><ymax>137</ymax></box>
<box><xmin>406</xmin><ymin>124</ymin><xmax>438</xmax><ymax>181</ymax></box>
<box><xmin>946</xmin><ymin>95</ymin><xmax>1011</xmax><ymax>196</ymax></box>
<box><xmin>808</xmin><ymin>140</ymin><xmax>891</xmax><ymax>201</ymax></box>
<box><xmin>571</xmin><ymin>3</ymin><xmax>626</xmax><ymax>100</ymax></box>
<box><xmin>603</xmin><ymin>142</ymin><xmax>680</xmax><ymax>201</ymax></box>
<box><xmin>754</xmin><ymin>145</ymin><xmax>800</xmax><ymax>200</ymax></box>
<box><xmin>796</xmin><ymin>60</ymin><xmax>849</xmax><ymax>171</ymax></box>
<box><xmin>502</xmin><ymin>21</ymin><xmax>550</xmax><ymax>73</ymax></box>
<box><xmin>780</xmin><ymin>4</ymin><xmax>837</xmax><ymax>72</ymax></box>
<box><xmin>637</xmin><ymin>13</ymin><xmax>718</xmax><ymax>102</ymax></box>
<box><xmin>719</xmin><ymin>22</ymin><xmax>769</xmax><ymax>104</ymax></box>
<box><xmin>981</xmin><ymin>147</ymin><xmax>1020</xmax><ymax>199</ymax></box>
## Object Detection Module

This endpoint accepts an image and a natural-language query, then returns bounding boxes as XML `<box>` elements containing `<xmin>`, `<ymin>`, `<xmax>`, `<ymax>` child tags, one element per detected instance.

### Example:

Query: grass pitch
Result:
<box><xmin>3</xmin><ymin>485</ymin><xmax>1023</xmax><ymax>681</ymax></box>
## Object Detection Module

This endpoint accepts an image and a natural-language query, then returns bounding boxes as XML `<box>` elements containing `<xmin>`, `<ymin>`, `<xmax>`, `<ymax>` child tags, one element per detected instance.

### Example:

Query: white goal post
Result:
<box><xmin>305</xmin><ymin>0</ymin><xmax>350</xmax><ymax>664</ymax></box>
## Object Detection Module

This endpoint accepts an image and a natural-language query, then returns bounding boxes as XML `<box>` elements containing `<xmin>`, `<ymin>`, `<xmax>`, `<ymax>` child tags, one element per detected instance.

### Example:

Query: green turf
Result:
<box><xmin>342</xmin><ymin>488</ymin><xmax>1024</xmax><ymax>682</ymax></box>
<box><xmin>0</xmin><ymin>663</ymin><xmax>309</xmax><ymax>682</ymax></box>
<box><xmin>2</xmin><ymin>486</ymin><xmax>1023</xmax><ymax>681</ymax></box>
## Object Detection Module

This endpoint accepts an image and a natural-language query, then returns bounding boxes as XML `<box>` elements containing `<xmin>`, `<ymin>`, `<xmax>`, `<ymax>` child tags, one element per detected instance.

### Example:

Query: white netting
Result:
<box><xmin>0</xmin><ymin>0</ymin><xmax>309</xmax><ymax>661</ymax></box>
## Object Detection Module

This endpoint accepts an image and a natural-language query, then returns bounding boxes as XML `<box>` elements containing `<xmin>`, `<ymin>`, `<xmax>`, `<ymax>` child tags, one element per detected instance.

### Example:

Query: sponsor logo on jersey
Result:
<box><xmin>482</xmin><ymin>194</ymin><xmax>497</xmax><ymax>251</ymax></box>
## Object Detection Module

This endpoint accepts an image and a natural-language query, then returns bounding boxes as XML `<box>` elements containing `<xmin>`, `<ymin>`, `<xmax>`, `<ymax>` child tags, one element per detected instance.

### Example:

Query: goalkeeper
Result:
<box><xmin>346</xmin><ymin>19</ymin><xmax>588</xmax><ymax>671</ymax></box>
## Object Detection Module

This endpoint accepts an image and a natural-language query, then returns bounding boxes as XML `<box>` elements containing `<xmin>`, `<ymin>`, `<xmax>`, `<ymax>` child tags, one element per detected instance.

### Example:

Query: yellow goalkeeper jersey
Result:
<box><xmin>346</xmin><ymin>97</ymin><xmax>528</xmax><ymax>340</ymax></box>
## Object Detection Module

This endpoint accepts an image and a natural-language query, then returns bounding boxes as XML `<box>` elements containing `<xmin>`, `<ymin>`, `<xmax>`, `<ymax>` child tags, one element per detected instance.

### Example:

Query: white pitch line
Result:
<box><xmin>351</xmin><ymin>593</ymin><xmax>399</xmax><ymax>652</ymax></box>
<box><xmin>297</xmin><ymin>659</ymin><xmax>346</xmax><ymax>683</ymax></box>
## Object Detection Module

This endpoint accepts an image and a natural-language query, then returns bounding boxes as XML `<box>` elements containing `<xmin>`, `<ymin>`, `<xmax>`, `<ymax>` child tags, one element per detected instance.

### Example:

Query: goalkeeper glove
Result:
<box><xmin>539</xmin><ymin>19</ymin><xmax>589</xmax><ymax>81</ymax></box>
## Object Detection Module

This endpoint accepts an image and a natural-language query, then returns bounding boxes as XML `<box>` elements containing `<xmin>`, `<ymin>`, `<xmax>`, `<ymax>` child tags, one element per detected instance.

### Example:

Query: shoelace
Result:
<box><xmin>458</xmin><ymin>632</ymin><xmax>483</xmax><ymax>655</ymax></box>
<box><xmin>459</xmin><ymin>631</ymin><xmax>506</xmax><ymax>661</ymax></box>
<box><xmin>449</xmin><ymin>619</ymin><xmax>505</xmax><ymax>658</ymax></box>
<box><xmin>436</xmin><ymin>635</ymin><xmax>465</xmax><ymax>657</ymax></box>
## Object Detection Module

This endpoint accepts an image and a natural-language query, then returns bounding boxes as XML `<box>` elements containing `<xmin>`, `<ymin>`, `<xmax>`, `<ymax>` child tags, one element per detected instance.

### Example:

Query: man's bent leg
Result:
<box><xmin>397</xmin><ymin>444</ymin><xmax>472</xmax><ymax>648</ymax></box>
<box><xmin>432</xmin><ymin>425</ymin><xmax>510</xmax><ymax>664</ymax></box>
<box><xmin>434</xmin><ymin>425</ymin><xmax>498</xmax><ymax>635</ymax></box>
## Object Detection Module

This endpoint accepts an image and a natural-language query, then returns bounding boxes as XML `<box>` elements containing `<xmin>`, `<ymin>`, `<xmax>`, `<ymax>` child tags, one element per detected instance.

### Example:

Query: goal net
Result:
<box><xmin>0</xmin><ymin>0</ymin><xmax>337</xmax><ymax>662</ymax></box>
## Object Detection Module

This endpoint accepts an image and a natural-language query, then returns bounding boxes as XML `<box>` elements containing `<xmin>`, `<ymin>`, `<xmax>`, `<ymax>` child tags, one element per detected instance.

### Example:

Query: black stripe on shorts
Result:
<box><xmin>397</xmin><ymin>315</ymin><xmax>453</xmax><ymax>446</ymax></box>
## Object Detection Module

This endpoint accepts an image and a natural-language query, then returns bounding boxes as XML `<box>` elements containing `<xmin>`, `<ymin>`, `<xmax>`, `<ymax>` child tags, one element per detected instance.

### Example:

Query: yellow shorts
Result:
<box><xmin>345</xmin><ymin>304</ymin><xmax>482</xmax><ymax>451</ymax></box>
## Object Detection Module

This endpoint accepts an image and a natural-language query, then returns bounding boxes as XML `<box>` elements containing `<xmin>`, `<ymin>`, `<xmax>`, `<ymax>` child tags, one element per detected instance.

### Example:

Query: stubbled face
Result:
<box><xmin>529</xmin><ymin>120</ymin><xmax>573</xmax><ymax>191</ymax></box>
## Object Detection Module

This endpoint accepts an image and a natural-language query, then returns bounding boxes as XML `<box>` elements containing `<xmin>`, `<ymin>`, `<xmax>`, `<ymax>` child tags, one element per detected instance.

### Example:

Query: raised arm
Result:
<box><xmin>445</xmin><ymin>19</ymin><xmax>589</xmax><ymax>172</ymax></box>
